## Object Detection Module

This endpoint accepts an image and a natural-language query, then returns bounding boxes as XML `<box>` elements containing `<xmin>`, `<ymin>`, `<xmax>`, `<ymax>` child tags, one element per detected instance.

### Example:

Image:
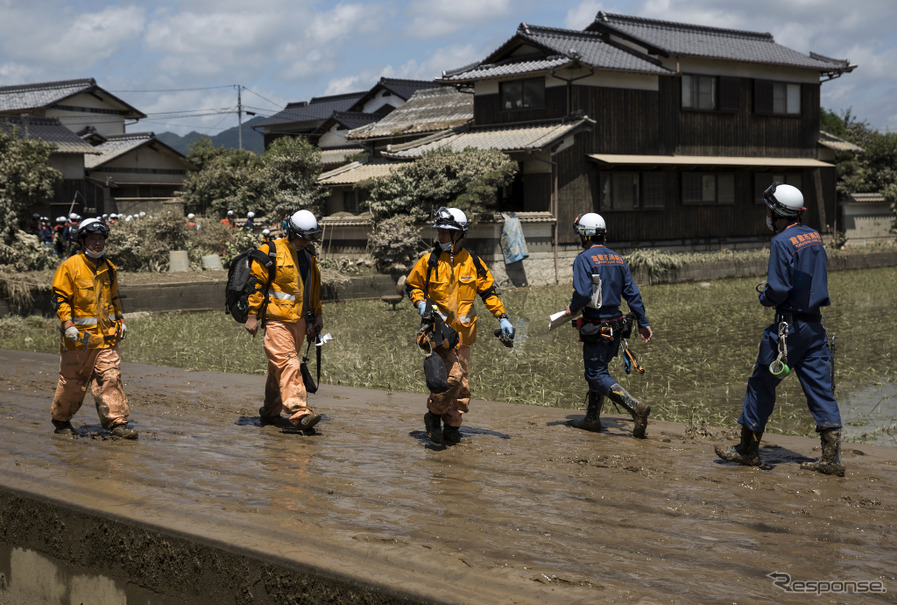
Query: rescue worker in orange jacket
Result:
<box><xmin>405</xmin><ymin>207</ymin><xmax>515</xmax><ymax>445</ymax></box>
<box><xmin>244</xmin><ymin>209</ymin><xmax>324</xmax><ymax>431</ymax></box>
<box><xmin>50</xmin><ymin>218</ymin><xmax>137</xmax><ymax>439</ymax></box>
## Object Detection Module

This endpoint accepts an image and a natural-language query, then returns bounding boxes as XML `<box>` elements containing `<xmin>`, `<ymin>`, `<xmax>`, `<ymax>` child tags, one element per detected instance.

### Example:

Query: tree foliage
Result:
<box><xmin>822</xmin><ymin>108</ymin><xmax>897</xmax><ymax>232</ymax></box>
<box><xmin>181</xmin><ymin>135</ymin><xmax>325</xmax><ymax>223</ymax></box>
<box><xmin>0</xmin><ymin>128</ymin><xmax>62</xmax><ymax>245</ymax></box>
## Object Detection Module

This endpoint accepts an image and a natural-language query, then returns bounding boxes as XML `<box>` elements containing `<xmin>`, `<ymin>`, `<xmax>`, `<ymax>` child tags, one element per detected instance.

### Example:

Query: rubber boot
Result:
<box><xmin>52</xmin><ymin>419</ymin><xmax>74</xmax><ymax>435</ymax></box>
<box><xmin>800</xmin><ymin>428</ymin><xmax>845</xmax><ymax>477</ymax></box>
<box><xmin>714</xmin><ymin>426</ymin><xmax>762</xmax><ymax>466</ymax></box>
<box><xmin>110</xmin><ymin>423</ymin><xmax>138</xmax><ymax>440</ymax></box>
<box><xmin>443</xmin><ymin>425</ymin><xmax>462</xmax><ymax>445</ymax></box>
<box><xmin>424</xmin><ymin>412</ymin><xmax>443</xmax><ymax>445</ymax></box>
<box><xmin>570</xmin><ymin>391</ymin><xmax>604</xmax><ymax>432</ymax></box>
<box><xmin>296</xmin><ymin>412</ymin><xmax>321</xmax><ymax>431</ymax></box>
<box><xmin>606</xmin><ymin>384</ymin><xmax>650</xmax><ymax>438</ymax></box>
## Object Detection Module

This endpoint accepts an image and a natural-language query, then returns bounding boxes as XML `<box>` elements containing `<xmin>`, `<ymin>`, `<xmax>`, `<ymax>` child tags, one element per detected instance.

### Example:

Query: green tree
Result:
<box><xmin>0</xmin><ymin>128</ymin><xmax>62</xmax><ymax>244</ymax></box>
<box><xmin>260</xmin><ymin>136</ymin><xmax>326</xmax><ymax>223</ymax></box>
<box><xmin>181</xmin><ymin>138</ymin><xmax>264</xmax><ymax>218</ymax></box>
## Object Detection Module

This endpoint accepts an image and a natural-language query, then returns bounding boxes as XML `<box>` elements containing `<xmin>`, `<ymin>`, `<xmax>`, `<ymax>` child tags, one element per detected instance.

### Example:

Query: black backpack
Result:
<box><xmin>224</xmin><ymin>241</ymin><xmax>277</xmax><ymax>324</ymax></box>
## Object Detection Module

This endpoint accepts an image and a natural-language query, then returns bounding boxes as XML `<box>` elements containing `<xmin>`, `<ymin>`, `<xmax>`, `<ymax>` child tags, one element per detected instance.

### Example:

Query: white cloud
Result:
<box><xmin>405</xmin><ymin>0</ymin><xmax>514</xmax><ymax>38</ymax></box>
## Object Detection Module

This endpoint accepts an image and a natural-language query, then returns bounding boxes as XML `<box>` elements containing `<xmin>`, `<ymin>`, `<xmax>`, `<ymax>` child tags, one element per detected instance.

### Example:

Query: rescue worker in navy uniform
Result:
<box><xmin>245</xmin><ymin>209</ymin><xmax>324</xmax><ymax>432</ymax></box>
<box><xmin>50</xmin><ymin>218</ymin><xmax>136</xmax><ymax>439</ymax></box>
<box><xmin>716</xmin><ymin>183</ymin><xmax>844</xmax><ymax>476</ymax></box>
<box><xmin>563</xmin><ymin>213</ymin><xmax>652</xmax><ymax>438</ymax></box>
<box><xmin>405</xmin><ymin>207</ymin><xmax>515</xmax><ymax>445</ymax></box>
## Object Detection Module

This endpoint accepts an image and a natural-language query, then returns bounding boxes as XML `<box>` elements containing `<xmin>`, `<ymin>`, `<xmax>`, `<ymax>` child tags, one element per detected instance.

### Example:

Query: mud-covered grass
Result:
<box><xmin>2</xmin><ymin>267</ymin><xmax>894</xmax><ymax>440</ymax></box>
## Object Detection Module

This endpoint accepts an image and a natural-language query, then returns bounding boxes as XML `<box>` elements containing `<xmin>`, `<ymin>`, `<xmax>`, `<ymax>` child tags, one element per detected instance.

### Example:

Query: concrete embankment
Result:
<box><xmin>1</xmin><ymin>349</ymin><xmax>895</xmax><ymax>604</ymax></box>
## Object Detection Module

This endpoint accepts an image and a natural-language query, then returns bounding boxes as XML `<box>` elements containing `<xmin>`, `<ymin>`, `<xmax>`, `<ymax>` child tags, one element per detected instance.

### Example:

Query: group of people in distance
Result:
<box><xmin>48</xmin><ymin>183</ymin><xmax>845</xmax><ymax>477</ymax></box>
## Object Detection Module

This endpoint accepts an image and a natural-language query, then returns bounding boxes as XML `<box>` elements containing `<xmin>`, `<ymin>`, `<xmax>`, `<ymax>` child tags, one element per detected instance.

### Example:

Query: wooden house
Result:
<box><xmin>426</xmin><ymin>12</ymin><xmax>855</xmax><ymax>249</ymax></box>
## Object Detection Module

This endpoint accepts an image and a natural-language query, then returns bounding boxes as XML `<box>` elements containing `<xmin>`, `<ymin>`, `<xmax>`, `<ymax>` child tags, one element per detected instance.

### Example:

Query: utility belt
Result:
<box><xmin>775</xmin><ymin>311</ymin><xmax>821</xmax><ymax>324</ymax></box>
<box><xmin>574</xmin><ymin>314</ymin><xmax>633</xmax><ymax>344</ymax></box>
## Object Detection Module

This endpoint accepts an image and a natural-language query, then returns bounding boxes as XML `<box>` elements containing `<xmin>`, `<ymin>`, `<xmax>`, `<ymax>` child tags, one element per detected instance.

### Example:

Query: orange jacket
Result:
<box><xmin>247</xmin><ymin>238</ymin><xmax>322</xmax><ymax>323</ymax></box>
<box><xmin>406</xmin><ymin>247</ymin><xmax>505</xmax><ymax>345</ymax></box>
<box><xmin>52</xmin><ymin>253</ymin><xmax>123</xmax><ymax>350</ymax></box>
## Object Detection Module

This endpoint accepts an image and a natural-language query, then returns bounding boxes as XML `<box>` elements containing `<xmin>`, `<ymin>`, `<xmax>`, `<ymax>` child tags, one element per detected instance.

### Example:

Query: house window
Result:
<box><xmin>682</xmin><ymin>173</ymin><xmax>735</xmax><ymax>205</ymax></box>
<box><xmin>682</xmin><ymin>74</ymin><xmax>716</xmax><ymax>110</ymax></box>
<box><xmin>754</xmin><ymin>173</ymin><xmax>802</xmax><ymax>203</ymax></box>
<box><xmin>500</xmin><ymin>78</ymin><xmax>545</xmax><ymax>110</ymax></box>
<box><xmin>599</xmin><ymin>172</ymin><xmax>666</xmax><ymax>210</ymax></box>
<box><xmin>754</xmin><ymin>80</ymin><xmax>801</xmax><ymax>116</ymax></box>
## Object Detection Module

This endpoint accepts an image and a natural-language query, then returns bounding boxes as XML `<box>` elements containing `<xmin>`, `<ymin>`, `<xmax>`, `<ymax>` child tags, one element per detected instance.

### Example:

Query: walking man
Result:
<box><xmin>716</xmin><ymin>183</ymin><xmax>844</xmax><ymax>476</ymax></box>
<box><xmin>50</xmin><ymin>218</ymin><xmax>136</xmax><ymax>439</ymax></box>
<box><xmin>563</xmin><ymin>213</ymin><xmax>652</xmax><ymax>438</ymax></box>
<box><xmin>244</xmin><ymin>209</ymin><xmax>323</xmax><ymax>432</ymax></box>
<box><xmin>405</xmin><ymin>207</ymin><xmax>515</xmax><ymax>445</ymax></box>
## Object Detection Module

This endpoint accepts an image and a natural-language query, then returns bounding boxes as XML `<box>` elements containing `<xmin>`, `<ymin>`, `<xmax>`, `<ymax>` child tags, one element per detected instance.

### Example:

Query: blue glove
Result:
<box><xmin>417</xmin><ymin>301</ymin><xmax>428</xmax><ymax>316</ymax></box>
<box><xmin>500</xmin><ymin>318</ymin><xmax>515</xmax><ymax>339</ymax></box>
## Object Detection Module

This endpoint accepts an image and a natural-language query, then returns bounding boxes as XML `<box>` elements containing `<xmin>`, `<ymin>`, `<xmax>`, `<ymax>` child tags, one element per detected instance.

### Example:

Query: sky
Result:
<box><xmin>1</xmin><ymin>0</ymin><xmax>895</xmax><ymax>137</ymax></box>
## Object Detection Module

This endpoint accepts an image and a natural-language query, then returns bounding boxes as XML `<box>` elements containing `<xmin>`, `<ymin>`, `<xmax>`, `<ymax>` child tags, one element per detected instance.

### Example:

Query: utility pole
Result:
<box><xmin>237</xmin><ymin>84</ymin><xmax>243</xmax><ymax>150</ymax></box>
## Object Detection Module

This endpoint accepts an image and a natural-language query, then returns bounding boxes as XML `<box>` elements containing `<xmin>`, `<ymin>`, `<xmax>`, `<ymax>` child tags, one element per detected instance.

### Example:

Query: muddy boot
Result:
<box><xmin>258</xmin><ymin>406</ymin><xmax>283</xmax><ymax>426</ymax></box>
<box><xmin>424</xmin><ymin>412</ymin><xmax>443</xmax><ymax>445</ymax></box>
<box><xmin>296</xmin><ymin>412</ymin><xmax>321</xmax><ymax>431</ymax></box>
<box><xmin>800</xmin><ymin>428</ymin><xmax>845</xmax><ymax>477</ymax></box>
<box><xmin>714</xmin><ymin>426</ymin><xmax>762</xmax><ymax>466</ymax></box>
<box><xmin>52</xmin><ymin>419</ymin><xmax>74</xmax><ymax>435</ymax></box>
<box><xmin>110</xmin><ymin>423</ymin><xmax>138</xmax><ymax>440</ymax></box>
<box><xmin>606</xmin><ymin>384</ymin><xmax>650</xmax><ymax>438</ymax></box>
<box><xmin>570</xmin><ymin>391</ymin><xmax>604</xmax><ymax>432</ymax></box>
<box><xmin>443</xmin><ymin>425</ymin><xmax>462</xmax><ymax>445</ymax></box>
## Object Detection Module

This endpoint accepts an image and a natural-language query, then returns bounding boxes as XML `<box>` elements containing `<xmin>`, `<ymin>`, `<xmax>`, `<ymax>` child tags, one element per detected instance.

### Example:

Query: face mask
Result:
<box><xmin>439</xmin><ymin>241</ymin><xmax>453</xmax><ymax>252</ymax></box>
<box><xmin>85</xmin><ymin>248</ymin><xmax>105</xmax><ymax>259</ymax></box>
<box><xmin>765</xmin><ymin>215</ymin><xmax>775</xmax><ymax>233</ymax></box>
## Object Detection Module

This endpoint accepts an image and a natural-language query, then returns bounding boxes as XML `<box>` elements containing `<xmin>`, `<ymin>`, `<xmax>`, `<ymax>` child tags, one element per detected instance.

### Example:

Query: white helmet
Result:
<box><xmin>573</xmin><ymin>212</ymin><xmax>606</xmax><ymax>237</ymax></box>
<box><xmin>762</xmin><ymin>183</ymin><xmax>804</xmax><ymax>217</ymax></box>
<box><xmin>139</xmin><ymin>211</ymin><xmax>146</xmax><ymax>217</ymax></box>
<box><xmin>262</xmin><ymin>228</ymin><xmax>270</xmax><ymax>236</ymax></box>
<box><xmin>287</xmin><ymin>209</ymin><xmax>321</xmax><ymax>241</ymax></box>
<box><xmin>77</xmin><ymin>217</ymin><xmax>110</xmax><ymax>239</ymax></box>
<box><xmin>227</xmin><ymin>210</ymin><xmax>234</xmax><ymax>217</ymax></box>
<box><xmin>247</xmin><ymin>211</ymin><xmax>255</xmax><ymax>218</ymax></box>
<box><xmin>433</xmin><ymin>207</ymin><xmax>469</xmax><ymax>231</ymax></box>
<box><xmin>187</xmin><ymin>213</ymin><xmax>195</xmax><ymax>220</ymax></box>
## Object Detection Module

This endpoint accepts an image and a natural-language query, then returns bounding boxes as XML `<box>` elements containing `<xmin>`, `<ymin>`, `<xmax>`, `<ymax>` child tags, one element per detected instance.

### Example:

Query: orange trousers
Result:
<box><xmin>51</xmin><ymin>346</ymin><xmax>129</xmax><ymax>429</ymax></box>
<box><xmin>261</xmin><ymin>320</ymin><xmax>314</xmax><ymax>424</ymax></box>
<box><xmin>427</xmin><ymin>345</ymin><xmax>471</xmax><ymax>428</ymax></box>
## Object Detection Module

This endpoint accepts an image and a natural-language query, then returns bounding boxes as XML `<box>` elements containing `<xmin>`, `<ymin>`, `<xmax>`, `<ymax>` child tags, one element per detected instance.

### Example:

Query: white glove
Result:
<box><xmin>64</xmin><ymin>326</ymin><xmax>79</xmax><ymax>341</ymax></box>
<box><xmin>119</xmin><ymin>322</ymin><xmax>127</xmax><ymax>339</ymax></box>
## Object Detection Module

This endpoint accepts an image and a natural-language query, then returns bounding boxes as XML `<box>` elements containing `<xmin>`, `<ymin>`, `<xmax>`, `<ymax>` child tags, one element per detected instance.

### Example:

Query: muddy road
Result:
<box><xmin>1</xmin><ymin>349</ymin><xmax>895</xmax><ymax>604</ymax></box>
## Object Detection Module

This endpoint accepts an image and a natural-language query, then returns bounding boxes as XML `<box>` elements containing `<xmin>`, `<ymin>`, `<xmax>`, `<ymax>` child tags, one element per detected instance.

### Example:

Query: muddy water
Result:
<box><xmin>1</xmin><ymin>349</ymin><xmax>896</xmax><ymax>603</ymax></box>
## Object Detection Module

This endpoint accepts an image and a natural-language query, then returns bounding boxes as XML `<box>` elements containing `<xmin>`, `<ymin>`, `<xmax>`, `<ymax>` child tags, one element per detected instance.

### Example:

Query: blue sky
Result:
<box><xmin>2</xmin><ymin>0</ymin><xmax>895</xmax><ymax>136</ymax></box>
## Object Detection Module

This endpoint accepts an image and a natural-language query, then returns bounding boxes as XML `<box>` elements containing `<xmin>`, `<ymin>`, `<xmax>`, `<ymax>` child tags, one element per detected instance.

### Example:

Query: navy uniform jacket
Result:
<box><xmin>569</xmin><ymin>244</ymin><xmax>649</xmax><ymax>327</ymax></box>
<box><xmin>759</xmin><ymin>223</ymin><xmax>830</xmax><ymax>314</ymax></box>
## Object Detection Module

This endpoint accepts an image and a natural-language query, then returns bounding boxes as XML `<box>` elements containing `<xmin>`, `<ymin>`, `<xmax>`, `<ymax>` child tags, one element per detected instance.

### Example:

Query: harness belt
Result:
<box><xmin>776</xmin><ymin>312</ymin><xmax>821</xmax><ymax>324</ymax></box>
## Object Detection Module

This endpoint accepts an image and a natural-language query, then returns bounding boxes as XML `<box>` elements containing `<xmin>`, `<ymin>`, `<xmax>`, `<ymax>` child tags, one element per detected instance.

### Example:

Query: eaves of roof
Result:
<box><xmin>346</xmin><ymin>78</ymin><xmax>443</xmax><ymax>111</ymax></box>
<box><xmin>588</xmin><ymin>12</ymin><xmax>854</xmax><ymax>73</ymax></box>
<box><xmin>84</xmin><ymin>133</ymin><xmax>192</xmax><ymax>169</ymax></box>
<box><xmin>0</xmin><ymin>115</ymin><xmax>98</xmax><ymax>154</ymax></box>
<box><xmin>256</xmin><ymin>92</ymin><xmax>366</xmax><ymax>129</ymax></box>
<box><xmin>347</xmin><ymin>87</ymin><xmax>473</xmax><ymax>141</ymax></box>
<box><xmin>381</xmin><ymin>116</ymin><xmax>595</xmax><ymax>159</ymax></box>
<box><xmin>0</xmin><ymin>77</ymin><xmax>146</xmax><ymax>118</ymax></box>
<box><xmin>818</xmin><ymin>131</ymin><xmax>864</xmax><ymax>153</ymax></box>
<box><xmin>318</xmin><ymin>158</ymin><xmax>409</xmax><ymax>186</ymax></box>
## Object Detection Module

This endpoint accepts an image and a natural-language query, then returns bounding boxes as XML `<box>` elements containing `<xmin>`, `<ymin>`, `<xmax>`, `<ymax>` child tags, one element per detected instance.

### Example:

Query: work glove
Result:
<box><xmin>417</xmin><ymin>301</ymin><xmax>428</xmax><ymax>317</ymax></box>
<box><xmin>64</xmin><ymin>326</ymin><xmax>79</xmax><ymax>341</ymax></box>
<box><xmin>119</xmin><ymin>321</ymin><xmax>127</xmax><ymax>340</ymax></box>
<box><xmin>499</xmin><ymin>318</ymin><xmax>515</xmax><ymax>339</ymax></box>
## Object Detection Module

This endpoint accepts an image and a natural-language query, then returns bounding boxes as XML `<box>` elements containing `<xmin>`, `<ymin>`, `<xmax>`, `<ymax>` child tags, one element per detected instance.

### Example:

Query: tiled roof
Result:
<box><xmin>348</xmin><ymin>87</ymin><xmax>473</xmax><ymax>140</ymax></box>
<box><xmin>588</xmin><ymin>12</ymin><xmax>853</xmax><ymax>72</ymax></box>
<box><xmin>382</xmin><ymin>116</ymin><xmax>594</xmax><ymax>159</ymax></box>
<box><xmin>818</xmin><ymin>131</ymin><xmax>864</xmax><ymax>153</ymax></box>
<box><xmin>318</xmin><ymin>158</ymin><xmax>409</xmax><ymax>185</ymax></box>
<box><xmin>256</xmin><ymin>92</ymin><xmax>366</xmax><ymax>129</ymax></box>
<box><xmin>847</xmin><ymin>192</ymin><xmax>886</xmax><ymax>204</ymax></box>
<box><xmin>0</xmin><ymin>115</ymin><xmax>97</xmax><ymax>154</ymax></box>
<box><xmin>84</xmin><ymin>132</ymin><xmax>187</xmax><ymax>169</ymax></box>
<box><xmin>0</xmin><ymin>77</ymin><xmax>146</xmax><ymax>118</ymax></box>
<box><xmin>440</xmin><ymin>23</ymin><xmax>671</xmax><ymax>82</ymax></box>
<box><xmin>328</xmin><ymin>111</ymin><xmax>380</xmax><ymax>131</ymax></box>
<box><xmin>320</xmin><ymin>147</ymin><xmax>365</xmax><ymax>167</ymax></box>
<box><xmin>347</xmin><ymin>78</ymin><xmax>443</xmax><ymax>111</ymax></box>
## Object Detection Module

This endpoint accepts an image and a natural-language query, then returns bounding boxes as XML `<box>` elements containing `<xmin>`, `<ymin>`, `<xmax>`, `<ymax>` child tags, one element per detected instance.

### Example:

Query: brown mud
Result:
<box><xmin>0</xmin><ymin>349</ymin><xmax>895</xmax><ymax>604</ymax></box>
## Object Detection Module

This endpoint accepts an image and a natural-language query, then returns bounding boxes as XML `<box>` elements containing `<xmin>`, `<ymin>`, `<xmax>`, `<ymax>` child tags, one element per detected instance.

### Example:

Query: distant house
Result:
<box><xmin>422</xmin><ymin>12</ymin><xmax>855</xmax><ymax>250</ymax></box>
<box><xmin>0</xmin><ymin>78</ymin><xmax>193</xmax><ymax>217</ymax></box>
<box><xmin>254</xmin><ymin>78</ymin><xmax>445</xmax><ymax>168</ymax></box>
<box><xmin>83</xmin><ymin>132</ymin><xmax>195</xmax><ymax>216</ymax></box>
<box><xmin>0</xmin><ymin>115</ymin><xmax>99</xmax><ymax>218</ymax></box>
